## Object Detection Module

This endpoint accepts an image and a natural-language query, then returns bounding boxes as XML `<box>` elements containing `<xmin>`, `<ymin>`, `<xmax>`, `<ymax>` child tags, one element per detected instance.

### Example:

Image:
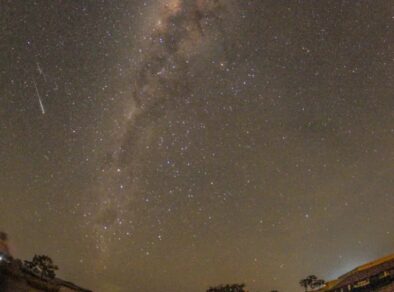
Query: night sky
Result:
<box><xmin>1</xmin><ymin>1</ymin><xmax>393</xmax><ymax>291</ymax></box>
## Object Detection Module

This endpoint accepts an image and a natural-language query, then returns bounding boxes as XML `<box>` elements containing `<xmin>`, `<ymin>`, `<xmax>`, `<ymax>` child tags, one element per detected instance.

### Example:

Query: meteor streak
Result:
<box><xmin>33</xmin><ymin>78</ymin><xmax>45</xmax><ymax>115</ymax></box>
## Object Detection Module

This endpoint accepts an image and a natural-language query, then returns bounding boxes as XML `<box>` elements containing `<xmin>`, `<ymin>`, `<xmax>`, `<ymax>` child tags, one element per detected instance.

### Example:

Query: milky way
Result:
<box><xmin>89</xmin><ymin>0</ymin><xmax>239</xmax><ymax>256</ymax></box>
<box><xmin>1</xmin><ymin>1</ymin><xmax>393</xmax><ymax>292</ymax></box>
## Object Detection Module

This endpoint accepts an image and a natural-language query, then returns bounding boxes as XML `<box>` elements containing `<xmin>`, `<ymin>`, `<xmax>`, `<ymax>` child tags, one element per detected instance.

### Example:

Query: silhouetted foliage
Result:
<box><xmin>207</xmin><ymin>283</ymin><xmax>246</xmax><ymax>292</ymax></box>
<box><xmin>311</xmin><ymin>279</ymin><xmax>325</xmax><ymax>290</ymax></box>
<box><xmin>299</xmin><ymin>275</ymin><xmax>325</xmax><ymax>291</ymax></box>
<box><xmin>299</xmin><ymin>278</ymin><xmax>310</xmax><ymax>292</ymax></box>
<box><xmin>24</xmin><ymin>255</ymin><xmax>58</xmax><ymax>280</ymax></box>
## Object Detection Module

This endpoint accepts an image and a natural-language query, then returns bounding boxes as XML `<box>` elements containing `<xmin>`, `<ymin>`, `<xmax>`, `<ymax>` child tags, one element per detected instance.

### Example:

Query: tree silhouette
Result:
<box><xmin>24</xmin><ymin>255</ymin><xmax>58</xmax><ymax>280</ymax></box>
<box><xmin>299</xmin><ymin>278</ymin><xmax>310</xmax><ymax>292</ymax></box>
<box><xmin>207</xmin><ymin>283</ymin><xmax>246</xmax><ymax>292</ymax></box>
<box><xmin>299</xmin><ymin>275</ymin><xmax>325</xmax><ymax>291</ymax></box>
<box><xmin>310</xmin><ymin>279</ymin><xmax>325</xmax><ymax>290</ymax></box>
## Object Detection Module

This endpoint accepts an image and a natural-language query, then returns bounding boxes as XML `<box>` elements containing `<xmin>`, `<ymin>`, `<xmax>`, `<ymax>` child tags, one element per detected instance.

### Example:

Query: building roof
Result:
<box><xmin>331</xmin><ymin>254</ymin><xmax>394</xmax><ymax>289</ymax></box>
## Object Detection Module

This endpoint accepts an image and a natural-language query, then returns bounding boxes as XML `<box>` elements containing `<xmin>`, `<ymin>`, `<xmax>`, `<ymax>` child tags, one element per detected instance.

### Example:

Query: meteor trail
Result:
<box><xmin>36</xmin><ymin>61</ymin><xmax>47</xmax><ymax>82</ymax></box>
<box><xmin>33</xmin><ymin>78</ymin><xmax>45</xmax><ymax>115</ymax></box>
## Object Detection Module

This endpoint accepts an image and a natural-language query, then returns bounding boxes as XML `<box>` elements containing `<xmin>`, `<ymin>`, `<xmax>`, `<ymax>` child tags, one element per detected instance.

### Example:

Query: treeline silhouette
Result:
<box><xmin>206</xmin><ymin>274</ymin><xmax>326</xmax><ymax>291</ymax></box>
<box><xmin>207</xmin><ymin>283</ymin><xmax>246</xmax><ymax>292</ymax></box>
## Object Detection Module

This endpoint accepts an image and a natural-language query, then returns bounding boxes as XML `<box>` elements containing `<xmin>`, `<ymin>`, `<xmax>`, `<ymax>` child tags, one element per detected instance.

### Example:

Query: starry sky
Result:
<box><xmin>1</xmin><ymin>1</ymin><xmax>393</xmax><ymax>291</ymax></box>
